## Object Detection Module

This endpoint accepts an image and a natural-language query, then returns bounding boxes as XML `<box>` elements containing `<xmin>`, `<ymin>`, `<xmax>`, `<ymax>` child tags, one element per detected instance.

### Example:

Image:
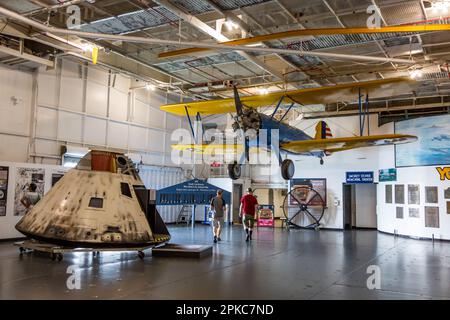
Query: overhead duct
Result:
<box><xmin>0</xmin><ymin>6</ymin><xmax>415</xmax><ymax>65</ymax></box>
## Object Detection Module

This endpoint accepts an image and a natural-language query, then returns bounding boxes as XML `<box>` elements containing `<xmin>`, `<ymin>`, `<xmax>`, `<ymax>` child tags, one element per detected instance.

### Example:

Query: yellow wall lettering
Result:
<box><xmin>436</xmin><ymin>167</ymin><xmax>450</xmax><ymax>180</ymax></box>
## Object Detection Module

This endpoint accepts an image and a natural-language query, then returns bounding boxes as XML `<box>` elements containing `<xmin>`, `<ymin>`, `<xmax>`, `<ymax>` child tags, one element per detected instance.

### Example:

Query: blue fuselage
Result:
<box><xmin>248</xmin><ymin>113</ymin><xmax>325</xmax><ymax>158</ymax></box>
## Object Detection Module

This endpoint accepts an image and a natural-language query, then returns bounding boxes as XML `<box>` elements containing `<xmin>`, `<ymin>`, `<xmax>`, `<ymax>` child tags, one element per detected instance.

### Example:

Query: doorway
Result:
<box><xmin>343</xmin><ymin>183</ymin><xmax>377</xmax><ymax>229</ymax></box>
<box><xmin>232</xmin><ymin>184</ymin><xmax>243</xmax><ymax>224</ymax></box>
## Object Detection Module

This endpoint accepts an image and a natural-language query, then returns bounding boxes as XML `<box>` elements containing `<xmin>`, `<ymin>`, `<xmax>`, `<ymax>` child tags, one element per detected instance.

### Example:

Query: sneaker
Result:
<box><xmin>214</xmin><ymin>236</ymin><xmax>217</xmax><ymax>243</ymax></box>
<box><xmin>245</xmin><ymin>234</ymin><xmax>250</xmax><ymax>242</ymax></box>
<box><xmin>217</xmin><ymin>237</ymin><xmax>221</xmax><ymax>241</ymax></box>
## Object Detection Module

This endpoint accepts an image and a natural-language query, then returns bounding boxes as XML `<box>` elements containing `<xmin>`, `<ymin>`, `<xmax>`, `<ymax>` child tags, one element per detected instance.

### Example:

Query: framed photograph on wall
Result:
<box><xmin>396</xmin><ymin>206</ymin><xmax>404</xmax><ymax>219</ymax></box>
<box><xmin>14</xmin><ymin>167</ymin><xmax>45</xmax><ymax>216</ymax></box>
<box><xmin>409</xmin><ymin>207</ymin><xmax>420</xmax><ymax>218</ymax></box>
<box><xmin>425</xmin><ymin>206</ymin><xmax>439</xmax><ymax>228</ymax></box>
<box><xmin>385</xmin><ymin>185</ymin><xmax>392</xmax><ymax>204</ymax></box>
<box><xmin>408</xmin><ymin>184</ymin><xmax>420</xmax><ymax>205</ymax></box>
<box><xmin>0</xmin><ymin>166</ymin><xmax>9</xmax><ymax>217</ymax></box>
<box><xmin>447</xmin><ymin>202</ymin><xmax>450</xmax><ymax>215</ymax></box>
<box><xmin>395</xmin><ymin>185</ymin><xmax>405</xmax><ymax>204</ymax></box>
<box><xmin>425</xmin><ymin>186</ymin><xmax>438</xmax><ymax>204</ymax></box>
<box><xmin>395</xmin><ymin>114</ymin><xmax>450</xmax><ymax>167</ymax></box>
<box><xmin>444</xmin><ymin>187</ymin><xmax>450</xmax><ymax>199</ymax></box>
<box><xmin>290</xmin><ymin>178</ymin><xmax>327</xmax><ymax>206</ymax></box>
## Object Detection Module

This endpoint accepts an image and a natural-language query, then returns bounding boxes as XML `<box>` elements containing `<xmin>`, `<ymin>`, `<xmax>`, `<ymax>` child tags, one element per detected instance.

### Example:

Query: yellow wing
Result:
<box><xmin>281</xmin><ymin>134</ymin><xmax>417</xmax><ymax>154</ymax></box>
<box><xmin>172</xmin><ymin>144</ymin><xmax>263</xmax><ymax>155</ymax></box>
<box><xmin>161</xmin><ymin>78</ymin><xmax>416</xmax><ymax>116</ymax></box>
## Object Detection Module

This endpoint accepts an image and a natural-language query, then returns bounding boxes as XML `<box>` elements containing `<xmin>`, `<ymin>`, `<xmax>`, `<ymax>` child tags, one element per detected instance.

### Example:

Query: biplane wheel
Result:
<box><xmin>19</xmin><ymin>247</ymin><xmax>25</xmax><ymax>254</ymax></box>
<box><xmin>320</xmin><ymin>158</ymin><xmax>324</xmax><ymax>165</ymax></box>
<box><xmin>57</xmin><ymin>253</ymin><xmax>63</xmax><ymax>261</ymax></box>
<box><xmin>282</xmin><ymin>186</ymin><xmax>326</xmax><ymax>229</ymax></box>
<box><xmin>138</xmin><ymin>251</ymin><xmax>145</xmax><ymax>260</ymax></box>
<box><xmin>50</xmin><ymin>253</ymin><xmax>56</xmax><ymax>261</ymax></box>
<box><xmin>227</xmin><ymin>162</ymin><xmax>241</xmax><ymax>180</ymax></box>
<box><xmin>281</xmin><ymin>159</ymin><xmax>295</xmax><ymax>180</ymax></box>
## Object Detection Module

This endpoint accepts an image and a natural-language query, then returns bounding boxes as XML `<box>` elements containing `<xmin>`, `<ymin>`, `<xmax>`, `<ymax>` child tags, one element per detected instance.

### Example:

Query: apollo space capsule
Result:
<box><xmin>15</xmin><ymin>150</ymin><xmax>170</xmax><ymax>248</ymax></box>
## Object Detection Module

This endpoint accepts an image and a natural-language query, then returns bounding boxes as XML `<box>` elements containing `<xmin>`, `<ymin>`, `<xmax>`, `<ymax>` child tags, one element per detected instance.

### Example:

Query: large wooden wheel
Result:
<box><xmin>282</xmin><ymin>186</ymin><xmax>326</xmax><ymax>229</ymax></box>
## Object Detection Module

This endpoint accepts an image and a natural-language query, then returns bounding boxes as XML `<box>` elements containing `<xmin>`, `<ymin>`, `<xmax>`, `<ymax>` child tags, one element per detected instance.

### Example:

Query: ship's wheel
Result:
<box><xmin>282</xmin><ymin>186</ymin><xmax>326</xmax><ymax>230</ymax></box>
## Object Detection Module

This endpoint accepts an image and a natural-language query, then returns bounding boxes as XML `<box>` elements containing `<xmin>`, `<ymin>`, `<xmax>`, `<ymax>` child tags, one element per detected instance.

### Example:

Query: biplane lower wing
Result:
<box><xmin>172</xmin><ymin>134</ymin><xmax>417</xmax><ymax>156</ymax></box>
<box><xmin>280</xmin><ymin>134</ymin><xmax>417</xmax><ymax>154</ymax></box>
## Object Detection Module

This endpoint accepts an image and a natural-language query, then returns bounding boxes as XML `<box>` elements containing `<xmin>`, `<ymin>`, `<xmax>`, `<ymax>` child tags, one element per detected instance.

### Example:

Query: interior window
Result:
<box><xmin>121</xmin><ymin>182</ymin><xmax>132</xmax><ymax>198</ymax></box>
<box><xmin>89</xmin><ymin>197</ymin><xmax>103</xmax><ymax>208</ymax></box>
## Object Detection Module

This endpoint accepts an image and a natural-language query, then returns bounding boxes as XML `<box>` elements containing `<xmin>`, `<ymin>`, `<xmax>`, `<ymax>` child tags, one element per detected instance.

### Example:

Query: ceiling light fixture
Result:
<box><xmin>225</xmin><ymin>20</ymin><xmax>238</xmax><ymax>30</ymax></box>
<box><xmin>409</xmin><ymin>69</ymin><xmax>423</xmax><ymax>79</ymax></box>
<box><xmin>258</xmin><ymin>88</ymin><xmax>269</xmax><ymax>95</ymax></box>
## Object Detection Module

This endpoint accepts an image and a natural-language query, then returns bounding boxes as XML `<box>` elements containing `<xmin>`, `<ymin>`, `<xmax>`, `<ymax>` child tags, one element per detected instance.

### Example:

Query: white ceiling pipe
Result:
<box><xmin>0</xmin><ymin>6</ymin><xmax>415</xmax><ymax>65</ymax></box>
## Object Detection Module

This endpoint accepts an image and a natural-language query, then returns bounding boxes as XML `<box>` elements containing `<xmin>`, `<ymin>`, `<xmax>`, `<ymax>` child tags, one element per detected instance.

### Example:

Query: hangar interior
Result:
<box><xmin>0</xmin><ymin>0</ymin><xmax>449</xmax><ymax>300</ymax></box>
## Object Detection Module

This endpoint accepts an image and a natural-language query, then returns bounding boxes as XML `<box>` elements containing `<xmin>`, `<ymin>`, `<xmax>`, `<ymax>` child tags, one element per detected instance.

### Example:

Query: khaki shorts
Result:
<box><xmin>243</xmin><ymin>214</ymin><xmax>255</xmax><ymax>229</ymax></box>
<box><xmin>212</xmin><ymin>217</ymin><xmax>224</xmax><ymax>228</ymax></box>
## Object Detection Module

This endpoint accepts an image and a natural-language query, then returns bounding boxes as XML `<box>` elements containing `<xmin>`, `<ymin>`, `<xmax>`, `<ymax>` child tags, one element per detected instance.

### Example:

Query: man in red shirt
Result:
<box><xmin>239</xmin><ymin>187</ymin><xmax>258</xmax><ymax>242</ymax></box>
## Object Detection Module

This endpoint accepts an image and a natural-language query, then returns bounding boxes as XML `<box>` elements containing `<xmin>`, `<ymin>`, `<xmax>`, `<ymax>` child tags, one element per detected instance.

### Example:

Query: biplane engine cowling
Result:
<box><xmin>232</xmin><ymin>107</ymin><xmax>261</xmax><ymax>137</ymax></box>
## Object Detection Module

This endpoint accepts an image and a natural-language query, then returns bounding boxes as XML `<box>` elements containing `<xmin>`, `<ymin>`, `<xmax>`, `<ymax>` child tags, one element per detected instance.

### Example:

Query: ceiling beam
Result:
<box><xmin>158</xmin><ymin>24</ymin><xmax>450</xmax><ymax>58</ymax></box>
<box><xmin>0</xmin><ymin>44</ymin><xmax>55</xmax><ymax>67</ymax></box>
<box><xmin>154</xmin><ymin>0</ymin><xmax>284</xmax><ymax>80</ymax></box>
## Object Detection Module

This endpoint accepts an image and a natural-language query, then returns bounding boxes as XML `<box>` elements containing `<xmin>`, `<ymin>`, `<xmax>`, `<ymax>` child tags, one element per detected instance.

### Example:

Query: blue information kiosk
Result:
<box><xmin>156</xmin><ymin>179</ymin><xmax>231</xmax><ymax>227</ymax></box>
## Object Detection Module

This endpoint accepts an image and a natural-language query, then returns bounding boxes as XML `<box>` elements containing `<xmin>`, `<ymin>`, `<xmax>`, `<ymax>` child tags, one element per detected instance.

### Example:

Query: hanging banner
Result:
<box><xmin>0</xmin><ymin>166</ymin><xmax>9</xmax><ymax>217</ymax></box>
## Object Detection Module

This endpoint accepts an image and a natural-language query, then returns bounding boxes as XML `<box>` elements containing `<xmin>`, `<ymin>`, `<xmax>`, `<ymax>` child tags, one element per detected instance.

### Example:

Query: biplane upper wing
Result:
<box><xmin>160</xmin><ymin>77</ymin><xmax>416</xmax><ymax>116</ymax></box>
<box><xmin>280</xmin><ymin>134</ymin><xmax>417</xmax><ymax>154</ymax></box>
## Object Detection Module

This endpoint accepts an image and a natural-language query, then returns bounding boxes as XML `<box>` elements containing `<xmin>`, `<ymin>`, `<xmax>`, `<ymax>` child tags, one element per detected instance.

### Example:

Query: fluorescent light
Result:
<box><xmin>409</xmin><ymin>69</ymin><xmax>423</xmax><ymax>79</ymax></box>
<box><xmin>146</xmin><ymin>83</ymin><xmax>155</xmax><ymax>91</ymax></box>
<box><xmin>225</xmin><ymin>20</ymin><xmax>238</xmax><ymax>30</ymax></box>
<box><xmin>258</xmin><ymin>88</ymin><xmax>269</xmax><ymax>95</ymax></box>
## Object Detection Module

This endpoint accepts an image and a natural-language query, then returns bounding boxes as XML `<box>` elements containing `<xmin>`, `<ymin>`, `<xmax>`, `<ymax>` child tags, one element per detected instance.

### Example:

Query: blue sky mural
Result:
<box><xmin>395</xmin><ymin>114</ymin><xmax>450</xmax><ymax>167</ymax></box>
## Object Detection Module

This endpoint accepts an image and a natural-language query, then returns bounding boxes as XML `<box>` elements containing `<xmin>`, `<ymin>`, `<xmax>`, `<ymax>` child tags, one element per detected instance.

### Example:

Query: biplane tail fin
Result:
<box><xmin>314</xmin><ymin>121</ymin><xmax>333</xmax><ymax>140</ymax></box>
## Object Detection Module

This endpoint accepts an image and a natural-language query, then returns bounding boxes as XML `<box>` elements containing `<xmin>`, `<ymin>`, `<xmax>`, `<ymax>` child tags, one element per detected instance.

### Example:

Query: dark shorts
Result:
<box><xmin>243</xmin><ymin>214</ymin><xmax>255</xmax><ymax>228</ymax></box>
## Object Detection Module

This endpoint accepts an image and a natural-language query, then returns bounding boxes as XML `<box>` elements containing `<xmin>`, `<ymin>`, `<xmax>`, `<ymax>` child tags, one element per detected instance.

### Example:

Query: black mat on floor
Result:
<box><xmin>151</xmin><ymin>243</ymin><xmax>212</xmax><ymax>258</ymax></box>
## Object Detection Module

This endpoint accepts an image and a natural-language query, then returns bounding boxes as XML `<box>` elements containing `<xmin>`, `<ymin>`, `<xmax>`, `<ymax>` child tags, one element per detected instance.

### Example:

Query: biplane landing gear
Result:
<box><xmin>227</xmin><ymin>162</ymin><xmax>241</xmax><ymax>180</ymax></box>
<box><xmin>281</xmin><ymin>159</ymin><xmax>295</xmax><ymax>180</ymax></box>
<box><xmin>320</xmin><ymin>158</ymin><xmax>324</xmax><ymax>165</ymax></box>
<box><xmin>282</xmin><ymin>186</ymin><xmax>326</xmax><ymax>229</ymax></box>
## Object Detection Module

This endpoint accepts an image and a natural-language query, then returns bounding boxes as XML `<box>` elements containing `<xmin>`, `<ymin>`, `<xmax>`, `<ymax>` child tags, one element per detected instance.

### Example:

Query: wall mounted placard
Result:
<box><xmin>0</xmin><ymin>166</ymin><xmax>9</xmax><ymax>217</ymax></box>
<box><xmin>385</xmin><ymin>185</ymin><xmax>392</xmax><ymax>204</ymax></box>
<box><xmin>425</xmin><ymin>186</ymin><xmax>438</xmax><ymax>204</ymax></box>
<box><xmin>396</xmin><ymin>206</ymin><xmax>404</xmax><ymax>219</ymax></box>
<box><xmin>409</xmin><ymin>207</ymin><xmax>420</xmax><ymax>218</ymax></box>
<box><xmin>14</xmin><ymin>168</ymin><xmax>45</xmax><ymax>216</ymax></box>
<box><xmin>346</xmin><ymin>171</ymin><xmax>374</xmax><ymax>184</ymax></box>
<box><xmin>395</xmin><ymin>184</ymin><xmax>405</xmax><ymax>204</ymax></box>
<box><xmin>425</xmin><ymin>206</ymin><xmax>439</xmax><ymax>228</ymax></box>
<box><xmin>408</xmin><ymin>184</ymin><xmax>420</xmax><ymax>205</ymax></box>
<box><xmin>379</xmin><ymin>168</ymin><xmax>397</xmax><ymax>182</ymax></box>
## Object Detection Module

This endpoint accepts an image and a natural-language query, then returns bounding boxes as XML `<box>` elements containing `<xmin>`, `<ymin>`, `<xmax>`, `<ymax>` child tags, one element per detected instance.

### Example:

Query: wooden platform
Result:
<box><xmin>151</xmin><ymin>243</ymin><xmax>213</xmax><ymax>258</ymax></box>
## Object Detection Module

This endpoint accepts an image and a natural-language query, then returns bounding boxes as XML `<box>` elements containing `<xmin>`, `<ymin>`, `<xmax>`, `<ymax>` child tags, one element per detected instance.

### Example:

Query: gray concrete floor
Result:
<box><xmin>1</xmin><ymin>225</ymin><xmax>450</xmax><ymax>300</ymax></box>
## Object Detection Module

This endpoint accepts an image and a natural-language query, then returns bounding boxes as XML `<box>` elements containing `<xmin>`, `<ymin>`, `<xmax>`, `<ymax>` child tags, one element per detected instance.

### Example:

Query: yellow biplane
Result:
<box><xmin>161</xmin><ymin>78</ymin><xmax>418</xmax><ymax>180</ymax></box>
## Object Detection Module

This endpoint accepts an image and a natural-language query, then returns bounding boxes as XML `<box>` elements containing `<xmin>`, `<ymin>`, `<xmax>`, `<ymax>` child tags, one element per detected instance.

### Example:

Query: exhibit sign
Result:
<box><xmin>290</xmin><ymin>178</ymin><xmax>327</xmax><ymax>205</ymax></box>
<box><xmin>379</xmin><ymin>168</ymin><xmax>397</xmax><ymax>182</ymax></box>
<box><xmin>346</xmin><ymin>171</ymin><xmax>374</xmax><ymax>184</ymax></box>
<box><xmin>425</xmin><ymin>206</ymin><xmax>439</xmax><ymax>228</ymax></box>
<box><xmin>0</xmin><ymin>166</ymin><xmax>9</xmax><ymax>217</ymax></box>
<box><xmin>156</xmin><ymin>179</ymin><xmax>231</xmax><ymax>205</ymax></box>
<box><xmin>395</xmin><ymin>114</ymin><xmax>450</xmax><ymax>167</ymax></box>
<box><xmin>436</xmin><ymin>167</ymin><xmax>450</xmax><ymax>180</ymax></box>
<box><xmin>14</xmin><ymin>167</ymin><xmax>45</xmax><ymax>216</ymax></box>
<box><xmin>257</xmin><ymin>205</ymin><xmax>275</xmax><ymax>227</ymax></box>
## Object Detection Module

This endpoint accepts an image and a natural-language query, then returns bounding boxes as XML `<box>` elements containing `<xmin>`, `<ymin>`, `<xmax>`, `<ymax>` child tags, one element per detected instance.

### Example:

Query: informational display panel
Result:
<box><xmin>396</xmin><ymin>207</ymin><xmax>404</xmax><ymax>219</ymax></box>
<box><xmin>425</xmin><ymin>186</ymin><xmax>438</xmax><ymax>204</ymax></box>
<box><xmin>385</xmin><ymin>185</ymin><xmax>392</xmax><ymax>203</ymax></box>
<box><xmin>14</xmin><ymin>168</ymin><xmax>45</xmax><ymax>216</ymax></box>
<box><xmin>290</xmin><ymin>178</ymin><xmax>327</xmax><ymax>205</ymax></box>
<box><xmin>408</xmin><ymin>184</ymin><xmax>420</xmax><ymax>205</ymax></box>
<box><xmin>409</xmin><ymin>207</ymin><xmax>420</xmax><ymax>218</ymax></box>
<box><xmin>257</xmin><ymin>205</ymin><xmax>274</xmax><ymax>227</ymax></box>
<box><xmin>395</xmin><ymin>184</ymin><xmax>405</xmax><ymax>204</ymax></box>
<box><xmin>0</xmin><ymin>166</ymin><xmax>9</xmax><ymax>217</ymax></box>
<box><xmin>425</xmin><ymin>206</ymin><xmax>439</xmax><ymax>228</ymax></box>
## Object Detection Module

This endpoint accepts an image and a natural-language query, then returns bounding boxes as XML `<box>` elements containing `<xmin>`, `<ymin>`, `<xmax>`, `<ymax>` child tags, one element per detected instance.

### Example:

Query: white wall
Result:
<box><xmin>376</xmin><ymin>125</ymin><xmax>450</xmax><ymax>239</ymax></box>
<box><xmin>0</xmin><ymin>161</ymin><xmax>68</xmax><ymax>239</ymax></box>
<box><xmin>355</xmin><ymin>184</ymin><xmax>377</xmax><ymax>228</ymax></box>
<box><xmin>0</xmin><ymin>59</ymin><xmax>189</xmax><ymax>166</ymax></box>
